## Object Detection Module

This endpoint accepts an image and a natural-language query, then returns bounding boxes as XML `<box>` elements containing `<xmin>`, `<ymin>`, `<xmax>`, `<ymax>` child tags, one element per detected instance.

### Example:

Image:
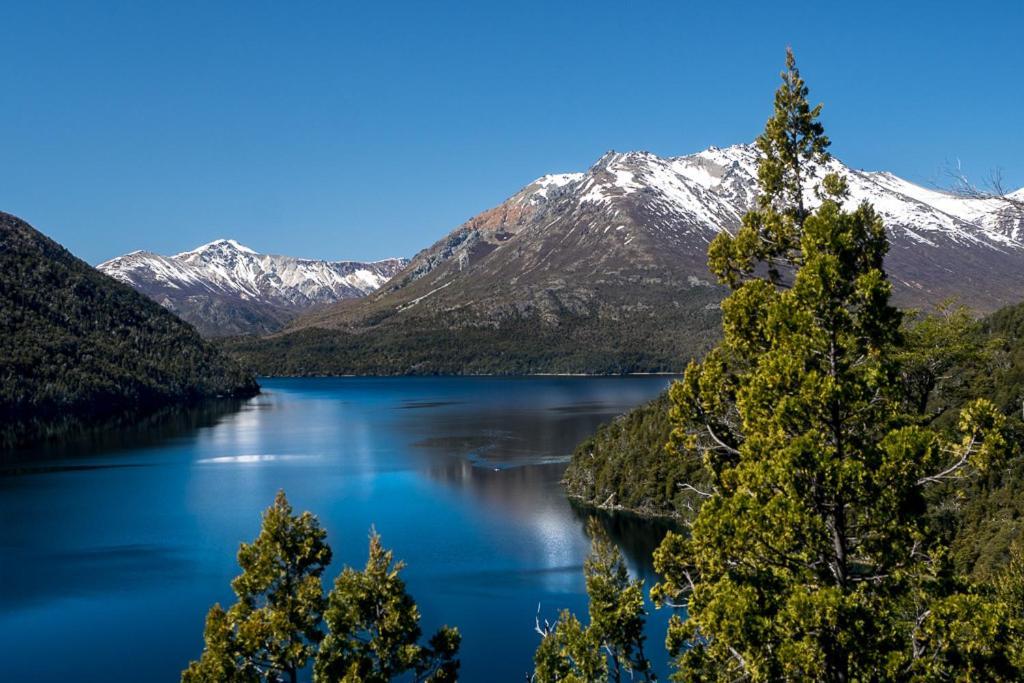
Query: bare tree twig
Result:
<box><xmin>939</xmin><ymin>159</ymin><xmax>1023</xmax><ymax>211</ymax></box>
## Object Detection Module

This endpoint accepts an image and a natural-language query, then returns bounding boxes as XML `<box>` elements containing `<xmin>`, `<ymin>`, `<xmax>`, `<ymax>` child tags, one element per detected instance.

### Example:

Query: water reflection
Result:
<box><xmin>0</xmin><ymin>398</ymin><xmax>250</xmax><ymax>467</ymax></box>
<box><xmin>0</xmin><ymin>376</ymin><xmax>677</xmax><ymax>682</ymax></box>
<box><xmin>572</xmin><ymin>505</ymin><xmax>679</xmax><ymax>582</ymax></box>
<box><xmin>196</xmin><ymin>454</ymin><xmax>318</xmax><ymax>464</ymax></box>
<box><xmin>416</xmin><ymin>450</ymin><xmax>676</xmax><ymax>585</ymax></box>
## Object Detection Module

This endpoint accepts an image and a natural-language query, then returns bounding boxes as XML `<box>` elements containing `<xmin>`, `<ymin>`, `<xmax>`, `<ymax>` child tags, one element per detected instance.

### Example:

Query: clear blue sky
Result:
<box><xmin>1</xmin><ymin>0</ymin><xmax>1021</xmax><ymax>265</ymax></box>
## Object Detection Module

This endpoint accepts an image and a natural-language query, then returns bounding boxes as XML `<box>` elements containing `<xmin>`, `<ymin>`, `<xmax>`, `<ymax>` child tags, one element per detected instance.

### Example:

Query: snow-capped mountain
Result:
<box><xmin>320</xmin><ymin>143</ymin><xmax>1024</xmax><ymax>321</ymax></box>
<box><xmin>257</xmin><ymin>143</ymin><xmax>1024</xmax><ymax>375</ymax></box>
<box><xmin>98</xmin><ymin>240</ymin><xmax>407</xmax><ymax>336</ymax></box>
<box><xmin>535</xmin><ymin>143</ymin><xmax>1024</xmax><ymax>261</ymax></box>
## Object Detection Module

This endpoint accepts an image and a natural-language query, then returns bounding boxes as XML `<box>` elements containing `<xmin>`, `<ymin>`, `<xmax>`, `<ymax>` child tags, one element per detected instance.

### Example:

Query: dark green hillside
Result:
<box><xmin>980</xmin><ymin>301</ymin><xmax>1024</xmax><ymax>413</ymax></box>
<box><xmin>0</xmin><ymin>211</ymin><xmax>258</xmax><ymax>448</ymax></box>
<box><xmin>565</xmin><ymin>303</ymin><xmax>1024</xmax><ymax>579</ymax></box>
<box><xmin>564</xmin><ymin>392</ymin><xmax>709</xmax><ymax>521</ymax></box>
<box><xmin>220</xmin><ymin>303</ymin><xmax>723</xmax><ymax>376</ymax></box>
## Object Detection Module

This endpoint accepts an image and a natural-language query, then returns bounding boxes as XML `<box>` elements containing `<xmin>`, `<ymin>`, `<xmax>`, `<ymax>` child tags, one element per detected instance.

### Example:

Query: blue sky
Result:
<box><xmin>1</xmin><ymin>0</ymin><xmax>1021</xmax><ymax>264</ymax></box>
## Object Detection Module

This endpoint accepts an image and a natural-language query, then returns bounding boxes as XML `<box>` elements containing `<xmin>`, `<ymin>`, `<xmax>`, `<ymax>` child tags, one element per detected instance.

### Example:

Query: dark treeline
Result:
<box><xmin>0</xmin><ymin>212</ymin><xmax>258</xmax><ymax>450</ymax></box>
<box><xmin>0</xmin><ymin>397</ymin><xmax>249</xmax><ymax>469</ymax></box>
<box><xmin>217</xmin><ymin>303</ymin><xmax>723</xmax><ymax>377</ymax></box>
<box><xmin>564</xmin><ymin>302</ymin><xmax>1024</xmax><ymax>580</ymax></box>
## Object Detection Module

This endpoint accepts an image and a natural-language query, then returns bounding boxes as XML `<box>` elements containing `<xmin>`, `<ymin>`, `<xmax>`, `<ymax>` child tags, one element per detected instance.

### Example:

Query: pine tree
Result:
<box><xmin>707</xmin><ymin>48</ymin><xmax>833</xmax><ymax>288</ymax></box>
<box><xmin>314</xmin><ymin>529</ymin><xmax>460</xmax><ymax>683</ymax></box>
<box><xmin>533</xmin><ymin>518</ymin><xmax>654</xmax><ymax>682</ymax></box>
<box><xmin>582</xmin><ymin>518</ymin><xmax>654</xmax><ymax>682</ymax></box>
<box><xmin>908</xmin><ymin>539</ymin><xmax>1024</xmax><ymax>680</ymax></box>
<box><xmin>652</xmin><ymin>49</ymin><xmax>1012</xmax><ymax>681</ymax></box>
<box><xmin>181</xmin><ymin>604</ymin><xmax>257</xmax><ymax>683</ymax></box>
<box><xmin>533</xmin><ymin>610</ymin><xmax>608</xmax><ymax>683</ymax></box>
<box><xmin>182</xmin><ymin>490</ymin><xmax>333</xmax><ymax>683</ymax></box>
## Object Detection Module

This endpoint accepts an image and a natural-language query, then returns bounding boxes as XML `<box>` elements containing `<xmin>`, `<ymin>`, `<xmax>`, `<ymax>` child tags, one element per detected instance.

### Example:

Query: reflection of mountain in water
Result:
<box><xmin>404</xmin><ymin>404</ymin><xmax>628</xmax><ymax>466</ymax></box>
<box><xmin>1</xmin><ymin>397</ymin><xmax>252</xmax><ymax>467</ymax></box>
<box><xmin>423</xmin><ymin>459</ymin><xmax>567</xmax><ymax>515</ymax></box>
<box><xmin>419</xmin><ymin>456</ymin><xmax>675</xmax><ymax>580</ymax></box>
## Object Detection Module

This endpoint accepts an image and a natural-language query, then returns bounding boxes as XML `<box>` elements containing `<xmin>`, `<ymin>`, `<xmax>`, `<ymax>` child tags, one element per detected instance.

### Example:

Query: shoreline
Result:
<box><xmin>253</xmin><ymin>372</ymin><xmax>683</xmax><ymax>379</ymax></box>
<box><xmin>563</xmin><ymin>491</ymin><xmax>684</xmax><ymax>525</ymax></box>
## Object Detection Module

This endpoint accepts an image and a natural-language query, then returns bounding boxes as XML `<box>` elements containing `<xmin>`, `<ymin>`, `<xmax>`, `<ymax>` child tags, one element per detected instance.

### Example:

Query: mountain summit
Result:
<box><xmin>315</xmin><ymin>143</ymin><xmax>1024</xmax><ymax>322</ymax></box>
<box><xmin>228</xmin><ymin>144</ymin><xmax>1024</xmax><ymax>375</ymax></box>
<box><xmin>99</xmin><ymin>240</ymin><xmax>408</xmax><ymax>336</ymax></box>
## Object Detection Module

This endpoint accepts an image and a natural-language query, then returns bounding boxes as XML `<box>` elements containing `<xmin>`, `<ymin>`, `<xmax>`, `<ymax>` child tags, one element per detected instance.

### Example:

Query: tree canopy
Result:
<box><xmin>652</xmin><ymin>49</ymin><xmax>1019</xmax><ymax>681</ymax></box>
<box><xmin>534</xmin><ymin>518</ymin><xmax>654</xmax><ymax>683</ymax></box>
<box><xmin>183</xmin><ymin>493</ymin><xmax>459</xmax><ymax>683</ymax></box>
<box><xmin>314</xmin><ymin>529</ymin><xmax>460</xmax><ymax>683</ymax></box>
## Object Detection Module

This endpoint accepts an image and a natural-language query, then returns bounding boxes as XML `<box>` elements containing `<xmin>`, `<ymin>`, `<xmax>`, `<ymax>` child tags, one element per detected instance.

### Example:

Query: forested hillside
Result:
<box><xmin>0</xmin><ymin>212</ymin><xmax>259</xmax><ymax>449</ymax></box>
<box><xmin>564</xmin><ymin>303</ymin><xmax>1024</xmax><ymax>579</ymax></box>
<box><xmin>220</xmin><ymin>304</ymin><xmax>723</xmax><ymax>376</ymax></box>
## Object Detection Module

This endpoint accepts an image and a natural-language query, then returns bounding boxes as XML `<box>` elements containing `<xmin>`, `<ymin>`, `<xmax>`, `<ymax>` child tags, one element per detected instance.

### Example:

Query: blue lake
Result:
<box><xmin>0</xmin><ymin>376</ymin><xmax>678</xmax><ymax>681</ymax></box>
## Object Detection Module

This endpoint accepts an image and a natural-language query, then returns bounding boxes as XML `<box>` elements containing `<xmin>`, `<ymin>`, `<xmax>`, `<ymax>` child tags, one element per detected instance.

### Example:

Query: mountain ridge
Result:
<box><xmin>304</xmin><ymin>142</ymin><xmax>1024</xmax><ymax>324</ymax></box>
<box><xmin>224</xmin><ymin>142</ymin><xmax>1024</xmax><ymax>375</ymax></box>
<box><xmin>99</xmin><ymin>240</ymin><xmax>408</xmax><ymax>336</ymax></box>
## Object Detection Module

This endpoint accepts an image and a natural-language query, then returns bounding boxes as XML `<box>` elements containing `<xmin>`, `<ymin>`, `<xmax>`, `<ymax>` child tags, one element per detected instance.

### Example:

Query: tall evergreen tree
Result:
<box><xmin>582</xmin><ymin>519</ymin><xmax>654</xmax><ymax>683</ymax></box>
<box><xmin>652</xmin><ymin>49</ymin><xmax>1012</xmax><ymax>681</ymax></box>
<box><xmin>182</xmin><ymin>604</ymin><xmax>258</xmax><ymax>683</ymax></box>
<box><xmin>533</xmin><ymin>610</ymin><xmax>608</xmax><ymax>683</ymax></box>
<box><xmin>183</xmin><ymin>491</ymin><xmax>333</xmax><ymax>683</ymax></box>
<box><xmin>533</xmin><ymin>518</ymin><xmax>654</xmax><ymax>682</ymax></box>
<box><xmin>314</xmin><ymin>529</ymin><xmax>460</xmax><ymax>683</ymax></box>
<box><xmin>707</xmin><ymin>48</ymin><xmax>833</xmax><ymax>287</ymax></box>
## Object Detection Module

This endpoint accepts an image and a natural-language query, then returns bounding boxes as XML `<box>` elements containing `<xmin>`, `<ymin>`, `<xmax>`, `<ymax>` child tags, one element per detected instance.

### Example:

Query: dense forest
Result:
<box><xmin>219</xmin><ymin>305</ymin><xmax>722</xmax><ymax>376</ymax></box>
<box><xmin>0</xmin><ymin>211</ymin><xmax>259</xmax><ymax>450</ymax></box>
<box><xmin>564</xmin><ymin>303</ymin><xmax>1024</xmax><ymax>579</ymax></box>
<box><xmin>564</xmin><ymin>392</ymin><xmax>710</xmax><ymax>520</ymax></box>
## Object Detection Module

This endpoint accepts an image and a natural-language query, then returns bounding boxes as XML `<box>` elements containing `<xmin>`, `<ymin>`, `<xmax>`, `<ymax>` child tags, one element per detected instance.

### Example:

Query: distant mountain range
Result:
<box><xmin>0</xmin><ymin>212</ymin><xmax>258</xmax><ymax>450</ymax></box>
<box><xmin>345</xmin><ymin>142</ymin><xmax>1024</xmax><ymax>317</ymax></box>
<box><xmin>98</xmin><ymin>240</ymin><xmax>408</xmax><ymax>336</ymax></box>
<box><xmin>222</xmin><ymin>143</ymin><xmax>1024</xmax><ymax>375</ymax></box>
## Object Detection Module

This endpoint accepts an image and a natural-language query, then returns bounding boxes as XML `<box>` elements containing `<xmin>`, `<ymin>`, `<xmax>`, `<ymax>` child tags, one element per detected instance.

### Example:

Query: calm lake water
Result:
<box><xmin>0</xmin><ymin>376</ymin><xmax>678</xmax><ymax>681</ymax></box>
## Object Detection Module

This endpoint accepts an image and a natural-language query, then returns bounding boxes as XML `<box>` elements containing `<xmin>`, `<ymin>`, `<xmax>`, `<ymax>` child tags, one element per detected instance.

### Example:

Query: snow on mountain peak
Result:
<box><xmin>99</xmin><ymin>239</ymin><xmax>410</xmax><ymax>326</ymax></box>
<box><xmin>526</xmin><ymin>172</ymin><xmax>585</xmax><ymax>202</ymax></box>
<box><xmin>536</xmin><ymin>173</ymin><xmax>584</xmax><ymax>188</ymax></box>
<box><xmin>545</xmin><ymin>142</ymin><xmax>1021</xmax><ymax>253</ymax></box>
<box><xmin>174</xmin><ymin>238</ymin><xmax>257</xmax><ymax>258</ymax></box>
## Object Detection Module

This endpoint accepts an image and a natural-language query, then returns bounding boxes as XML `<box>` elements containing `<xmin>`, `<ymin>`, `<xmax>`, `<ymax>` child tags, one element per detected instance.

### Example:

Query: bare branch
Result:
<box><xmin>534</xmin><ymin>603</ymin><xmax>552</xmax><ymax>638</ymax></box>
<box><xmin>678</xmin><ymin>482</ymin><xmax>713</xmax><ymax>498</ymax></box>
<box><xmin>938</xmin><ymin>159</ymin><xmax>1024</xmax><ymax>211</ymax></box>
<box><xmin>706</xmin><ymin>423</ymin><xmax>742</xmax><ymax>456</ymax></box>
<box><xmin>917</xmin><ymin>435</ymin><xmax>977</xmax><ymax>486</ymax></box>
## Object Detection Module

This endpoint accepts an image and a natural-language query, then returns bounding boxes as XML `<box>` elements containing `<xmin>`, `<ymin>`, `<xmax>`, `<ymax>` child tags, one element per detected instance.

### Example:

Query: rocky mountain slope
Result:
<box><xmin>99</xmin><ymin>240</ymin><xmax>407</xmax><ymax>336</ymax></box>
<box><xmin>0</xmin><ymin>212</ymin><xmax>259</xmax><ymax>450</ymax></box>
<box><xmin>225</xmin><ymin>144</ymin><xmax>1024</xmax><ymax>375</ymax></box>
